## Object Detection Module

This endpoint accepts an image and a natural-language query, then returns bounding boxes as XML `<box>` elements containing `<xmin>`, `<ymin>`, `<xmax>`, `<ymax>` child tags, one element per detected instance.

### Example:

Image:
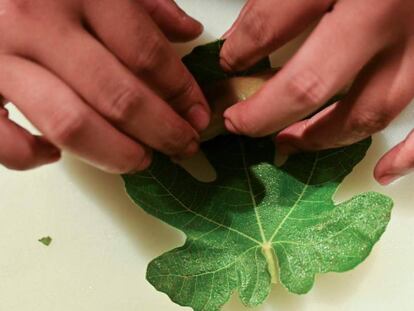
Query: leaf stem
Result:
<box><xmin>262</xmin><ymin>242</ymin><xmax>278</xmax><ymax>284</ymax></box>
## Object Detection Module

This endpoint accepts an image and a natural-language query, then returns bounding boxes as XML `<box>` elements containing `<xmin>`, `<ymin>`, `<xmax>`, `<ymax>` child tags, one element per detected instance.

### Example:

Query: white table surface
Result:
<box><xmin>1</xmin><ymin>1</ymin><xmax>414</xmax><ymax>310</ymax></box>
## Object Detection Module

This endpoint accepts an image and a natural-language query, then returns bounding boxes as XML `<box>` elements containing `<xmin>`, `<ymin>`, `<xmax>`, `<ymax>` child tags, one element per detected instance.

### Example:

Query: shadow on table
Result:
<box><xmin>62</xmin><ymin>155</ymin><xmax>185</xmax><ymax>261</ymax></box>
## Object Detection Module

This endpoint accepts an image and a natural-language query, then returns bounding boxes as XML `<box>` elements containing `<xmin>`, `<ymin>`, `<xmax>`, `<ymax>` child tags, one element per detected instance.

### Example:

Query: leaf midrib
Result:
<box><xmin>239</xmin><ymin>139</ymin><xmax>267</xmax><ymax>244</ymax></box>
<box><xmin>268</xmin><ymin>153</ymin><xmax>319</xmax><ymax>243</ymax></box>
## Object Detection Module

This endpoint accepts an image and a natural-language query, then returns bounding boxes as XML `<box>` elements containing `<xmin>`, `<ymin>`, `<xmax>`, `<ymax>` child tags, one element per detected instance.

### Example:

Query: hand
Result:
<box><xmin>220</xmin><ymin>0</ymin><xmax>414</xmax><ymax>185</ymax></box>
<box><xmin>0</xmin><ymin>0</ymin><xmax>210</xmax><ymax>173</ymax></box>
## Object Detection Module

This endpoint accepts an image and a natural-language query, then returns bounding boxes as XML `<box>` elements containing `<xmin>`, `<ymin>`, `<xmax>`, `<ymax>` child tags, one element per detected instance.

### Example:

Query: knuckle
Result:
<box><xmin>166</xmin><ymin>76</ymin><xmax>194</xmax><ymax>106</ymax></box>
<box><xmin>348</xmin><ymin>110</ymin><xmax>391</xmax><ymax>137</ymax></box>
<box><xmin>48</xmin><ymin>109</ymin><xmax>86</xmax><ymax>145</ymax></box>
<box><xmin>132</xmin><ymin>37</ymin><xmax>166</xmax><ymax>74</ymax></box>
<box><xmin>1</xmin><ymin>0</ymin><xmax>32</xmax><ymax>17</ymax></box>
<box><xmin>105</xmin><ymin>84</ymin><xmax>143</xmax><ymax>123</ymax></box>
<box><xmin>0</xmin><ymin>0</ymin><xmax>32</xmax><ymax>37</ymax></box>
<box><xmin>170</xmin><ymin>125</ymin><xmax>191</xmax><ymax>144</ymax></box>
<box><xmin>286</xmin><ymin>70</ymin><xmax>329</xmax><ymax>108</ymax></box>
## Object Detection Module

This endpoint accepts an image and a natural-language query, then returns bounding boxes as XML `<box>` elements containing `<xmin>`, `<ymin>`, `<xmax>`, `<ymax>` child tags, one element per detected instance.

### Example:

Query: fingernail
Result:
<box><xmin>184</xmin><ymin>140</ymin><xmax>200</xmax><ymax>157</ymax></box>
<box><xmin>128</xmin><ymin>160</ymin><xmax>150</xmax><ymax>175</ymax></box>
<box><xmin>174</xmin><ymin>0</ymin><xmax>204</xmax><ymax>34</ymax></box>
<box><xmin>45</xmin><ymin>147</ymin><xmax>61</xmax><ymax>164</ymax></box>
<box><xmin>37</xmin><ymin>138</ymin><xmax>61</xmax><ymax>160</ymax></box>
<box><xmin>186</xmin><ymin>104</ymin><xmax>210</xmax><ymax>132</ymax></box>
<box><xmin>277</xmin><ymin>143</ymin><xmax>300</xmax><ymax>156</ymax></box>
<box><xmin>128</xmin><ymin>148</ymin><xmax>153</xmax><ymax>174</ymax></box>
<box><xmin>48</xmin><ymin>148</ymin><xmax>61</xmax><ymax>160</ymax></box>
<box><xmin>181</xmin><ymin>14</ymin><xmax>204</xmax><ymax>33</ymax></box>
<box><xmin>221</xmin><ymin>27</ymin><xmax>235</xmax><ymax>39</ymax></box>
<box><xmin>378</xmin><ymin>173</ymin><xmax>402</xmax><ymax>186</ymax></box>
<box><xmin>178</xmin><ymin>139</ymin><xmax>199</xmax><ymax>160</ymax></box>
<box><xmin>192</xmin><ymin>19</ymin><xmax>204</xmax><ymax>34</ymax></box>
<box><xmin>224</xmin><ymin>117</ymin><xmax>240</xmax><ymax>135</ymax></box>
<box><xmin>219</xmin><ymin>56</ymin><xmax>234</xmax><ymax>73</ymax></box>
<box><xmin>41</xmin><ymin>148</ymin><xmax>61</xmax><ymax>165</ymax></box>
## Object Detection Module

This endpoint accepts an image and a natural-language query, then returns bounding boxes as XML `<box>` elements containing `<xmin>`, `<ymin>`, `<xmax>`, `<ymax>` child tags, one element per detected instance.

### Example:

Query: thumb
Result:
<box><xmin>139</xmin><ymin>0</ymin><xmax>203</xmax><ymax>42</ymax></box>
<box><xmin>375</xmin><ymin>130</ymin><xmax>414</xmax><ymax>185</ymax></box>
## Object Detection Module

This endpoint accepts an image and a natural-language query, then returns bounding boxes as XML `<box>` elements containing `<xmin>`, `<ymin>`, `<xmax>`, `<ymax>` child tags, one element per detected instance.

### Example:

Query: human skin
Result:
<box><xmin>220</xmin><ymin>0</ymin><xmax>414</xmax><ymax>185</ymax></box>
<box><xmin>0</xmin><ymin>0</ymin><xmax>210</xmax><ymax>173</ymax></box>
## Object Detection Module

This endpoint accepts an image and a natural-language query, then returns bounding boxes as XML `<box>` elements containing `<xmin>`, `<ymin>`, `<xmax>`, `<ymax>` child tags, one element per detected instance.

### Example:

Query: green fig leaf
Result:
<box><xmin>122</xmin><ymin>41</ymin><xmax>393</xmax><ymax>311</ymax></box>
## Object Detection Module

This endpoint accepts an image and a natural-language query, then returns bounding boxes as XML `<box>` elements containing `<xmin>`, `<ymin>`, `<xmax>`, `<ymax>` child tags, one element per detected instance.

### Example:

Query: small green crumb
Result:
<box><xmin>38</xmin><ymin>236</ymin><xmax>52</xmax><ymax>246</ymax></box>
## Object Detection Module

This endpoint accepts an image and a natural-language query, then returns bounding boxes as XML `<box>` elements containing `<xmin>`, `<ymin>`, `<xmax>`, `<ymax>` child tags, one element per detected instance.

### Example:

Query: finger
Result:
<box><xmin>374</xmin><ymin>130</ymin><xmax>414</xmax><ymax>185</ymax></box>
<box><xmin>220</xmin><ymin>0</ymin><xmax>334</xmax><ymax>72</ymax></box>
<box><xmin>275</xmin><ymin>42</ymin><xmax>414</xmax><ymax>154</ymax></box>
<box><xmin>0</xmin><ymin>114</ymin><xmax>60</xmax><ymax>170</ymax></box>
<box><xmin>82</xmin><ymin>0</ymin><xmax>210</xmax><ymax>131</ymax></box>
<box><xmin>223</xmin><ymin>0</ymin><xmax>394</xmax><ymax>137</ymax></box>
<box><xmin>221</xmin><ymin>0</ymin><xmax>254</xmax><ymax>39</ymax></box>
<box><xmin>0</xmin><ymin>55</ymin><xmax>151</xmax><ymax>174</ymax></box>
<box><xmin>23</xmin><ymin>22</ymin><xmax>201</xmax><ymax>158</ymax></box>
<box><xmin>139</xmin><ymin>0</ymin><xmax>204</xmax><ymax>42</ymax></box>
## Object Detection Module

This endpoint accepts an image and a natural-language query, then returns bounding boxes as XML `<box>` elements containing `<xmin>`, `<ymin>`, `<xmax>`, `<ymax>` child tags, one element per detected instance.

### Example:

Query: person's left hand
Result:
<box><xmin>220</xmin><ymin>0</ymin><xmax>414</xmax><ymax>185</ymax></box>
<box><xmin>0</xmin><ymin>0</ymin><xmax>209</xmax><ymax>173</ymax></box>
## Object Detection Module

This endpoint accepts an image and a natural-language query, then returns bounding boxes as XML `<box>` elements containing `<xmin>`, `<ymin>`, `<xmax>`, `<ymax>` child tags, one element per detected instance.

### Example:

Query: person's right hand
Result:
<box><xmin>0</xmin><ymin>0</ymin><xmax>210</xmax><ymax>173</ymax></box>
<box><xmin>219</xmin><ymin>0</ymin><xmax>414</xmax><ymax>185</ymax></box>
